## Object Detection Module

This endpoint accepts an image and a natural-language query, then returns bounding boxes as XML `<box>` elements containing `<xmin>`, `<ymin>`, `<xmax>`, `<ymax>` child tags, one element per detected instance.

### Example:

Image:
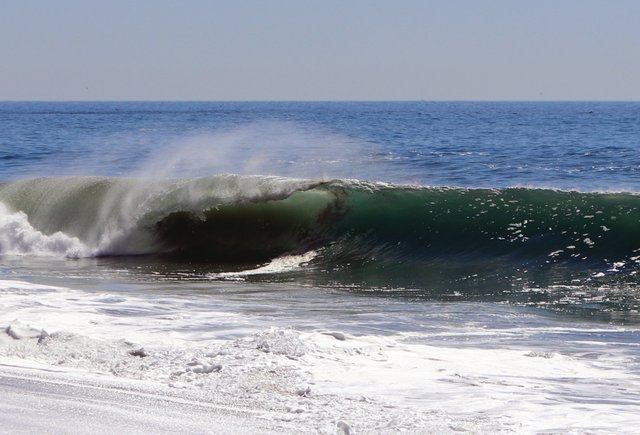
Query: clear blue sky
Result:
<box><xmin>1</xmin><ymin>0</ymin><xmax>638</xmax><ymax>101</ymax></box>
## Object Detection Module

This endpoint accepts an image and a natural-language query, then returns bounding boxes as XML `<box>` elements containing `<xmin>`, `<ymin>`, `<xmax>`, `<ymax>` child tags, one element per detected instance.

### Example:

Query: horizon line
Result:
<box><xmin>1</xmin><ymin>99</ymin><xmax>639</xmax><ymax>104</ymax></box>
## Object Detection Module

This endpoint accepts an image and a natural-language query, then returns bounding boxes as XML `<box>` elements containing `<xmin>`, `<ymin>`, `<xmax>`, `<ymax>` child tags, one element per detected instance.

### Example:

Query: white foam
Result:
<box><xmin>209</xmin><ymin>250</ymin><xmax>318</xmax><ymax>280</ymax></box>
<box><xmin>4</xmin><ymin>317</ymin><xmax>638</xmax><ymax>433</ymax></box>
<box><xmin>300</xmin><ymin>331</ymin><xmax>640</xmax><ymax>432</ymax></box>
<box><xmin>0</xmin><ymin>279</ymin><xmax>68</xmax><ymax>292</ymax></box>
<box><xmin>2</xmin><ymin>275</ymin><xmax>640</xmax><ymax>433</ymax></box>
<box><xmin>0</xmin><ymin>203</ymin><xmax>88</xmax><ymax>258</ymax></box>
<box><xmin>0</xmin><ymin>325</ymin><xmax>504</xmax><ymax>433</ymax></box>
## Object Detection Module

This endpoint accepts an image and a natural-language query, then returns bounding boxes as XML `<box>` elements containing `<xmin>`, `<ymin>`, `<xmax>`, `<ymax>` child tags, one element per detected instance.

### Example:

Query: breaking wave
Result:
<box><xmin>1</xmin><ymin>175</ymin><xmax>640</xmax><ymax>292</ymax></box>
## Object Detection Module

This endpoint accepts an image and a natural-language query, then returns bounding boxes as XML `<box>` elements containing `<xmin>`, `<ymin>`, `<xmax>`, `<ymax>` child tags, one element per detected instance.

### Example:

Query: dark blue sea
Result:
<box><xmin>2</xmin><ymin>101</ymin><xmax>640</xmax><ymax>190</ymax></box>
<box><xmin>1</xmin><ymin>102</ymin><xmax>640</xmax><ymax>432</ymax></box>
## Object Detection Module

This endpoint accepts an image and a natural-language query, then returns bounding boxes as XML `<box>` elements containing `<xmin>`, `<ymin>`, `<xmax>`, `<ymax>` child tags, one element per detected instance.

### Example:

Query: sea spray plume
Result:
<box><xmin>10</xmin><ymin>119</ymin><xmax>374</xmax><ymax>180</ymax></box>
<box><xmin>129</xmin><ymin>121</ymin><xmax>376</xmax><ymax>181</ymax></box>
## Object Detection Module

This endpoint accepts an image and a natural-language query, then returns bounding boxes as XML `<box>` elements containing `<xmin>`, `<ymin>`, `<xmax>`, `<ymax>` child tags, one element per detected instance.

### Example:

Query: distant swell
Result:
<box><xmin>1</xmin><ymin>176</ymin><xmax>640</xmax><ymax>287</ymax></box>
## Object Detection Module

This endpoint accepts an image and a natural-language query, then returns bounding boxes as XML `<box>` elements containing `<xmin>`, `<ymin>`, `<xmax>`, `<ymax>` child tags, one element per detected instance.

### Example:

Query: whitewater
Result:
<box><xmin>1</xmin><ymin>101</ymin><xmax>640</xmax><ymax>433</ymax></box>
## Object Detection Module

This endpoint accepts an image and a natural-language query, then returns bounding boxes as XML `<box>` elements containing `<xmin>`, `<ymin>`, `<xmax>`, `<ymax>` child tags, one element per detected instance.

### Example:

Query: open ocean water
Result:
<box><xmin>1</xmin><ymin>101</ymin><xmax>640</xmax><ymax>433</ymax></box>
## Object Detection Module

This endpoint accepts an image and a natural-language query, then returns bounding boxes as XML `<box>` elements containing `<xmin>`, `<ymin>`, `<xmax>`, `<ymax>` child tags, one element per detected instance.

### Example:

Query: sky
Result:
<box><xmin>1</xmin><ymin>0</ymin><xmax>639</xmax><ymax>101</ymax></box>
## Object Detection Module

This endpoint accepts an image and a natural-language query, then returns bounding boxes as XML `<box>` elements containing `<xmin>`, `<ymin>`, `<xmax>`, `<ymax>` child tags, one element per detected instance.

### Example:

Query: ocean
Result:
<box><xmin>1</xmin><ymin>101</ymin><xmax>640</xmax><ymax>433</ymax></box>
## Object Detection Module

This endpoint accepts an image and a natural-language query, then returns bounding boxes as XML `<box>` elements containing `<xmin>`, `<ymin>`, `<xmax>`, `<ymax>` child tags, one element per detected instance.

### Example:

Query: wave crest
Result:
<box><xmin>0</xmin><ymin>203</ymin><xmax>86</xmax><ymax>258</ymax></box>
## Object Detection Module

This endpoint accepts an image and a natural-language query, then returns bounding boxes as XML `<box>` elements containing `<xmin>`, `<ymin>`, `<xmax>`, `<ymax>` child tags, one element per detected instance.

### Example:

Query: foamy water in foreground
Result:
<box><xmin>2</xmin><ymin>269</ymin><xmax>639</xmax><ymax>433</ymax></box>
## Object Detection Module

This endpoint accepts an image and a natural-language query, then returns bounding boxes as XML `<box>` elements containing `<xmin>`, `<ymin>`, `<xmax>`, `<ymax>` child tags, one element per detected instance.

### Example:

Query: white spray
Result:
<box><xmin>0</xmin><ymin>203</ymin><xmax>87</xmax><ymax>258</ymax></box>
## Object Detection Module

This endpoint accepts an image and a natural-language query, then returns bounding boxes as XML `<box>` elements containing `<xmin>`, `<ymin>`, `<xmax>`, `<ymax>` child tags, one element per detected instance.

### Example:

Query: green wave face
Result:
<box><xmin>328</xmin><ymin>185</ymin><xmax>640</xmax><ymax>262</ymax></box>
<box><xmin>2</xmin><ymin>177</ymin><xmax>640</xmax><ymax>307</ymax></box>
<box><xmin>290</xmin><ymin>185</ymin><xmax>639</xmax><ymax>316</ymax></box>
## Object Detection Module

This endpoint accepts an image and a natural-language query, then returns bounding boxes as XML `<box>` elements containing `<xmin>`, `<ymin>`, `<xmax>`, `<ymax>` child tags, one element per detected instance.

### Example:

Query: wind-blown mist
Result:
<box><xmin>90</xmin><ymin>121</ymin><xmax>378</xmax><ymax>181</ymax></box>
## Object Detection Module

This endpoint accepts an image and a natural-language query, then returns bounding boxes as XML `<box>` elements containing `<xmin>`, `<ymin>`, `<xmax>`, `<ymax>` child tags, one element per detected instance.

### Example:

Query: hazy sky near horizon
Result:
<box><xmin>2</xmin><ymin>0</ymin><xmax>639</xmax><ymax>101</ymax></box>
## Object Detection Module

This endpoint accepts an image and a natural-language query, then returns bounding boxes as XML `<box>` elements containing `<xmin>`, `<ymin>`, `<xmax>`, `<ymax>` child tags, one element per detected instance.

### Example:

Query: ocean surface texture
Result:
<box><xmin>1</xmin><ymin>102</ymin><xmax>640</xmax><ymax>433</ymax></box>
